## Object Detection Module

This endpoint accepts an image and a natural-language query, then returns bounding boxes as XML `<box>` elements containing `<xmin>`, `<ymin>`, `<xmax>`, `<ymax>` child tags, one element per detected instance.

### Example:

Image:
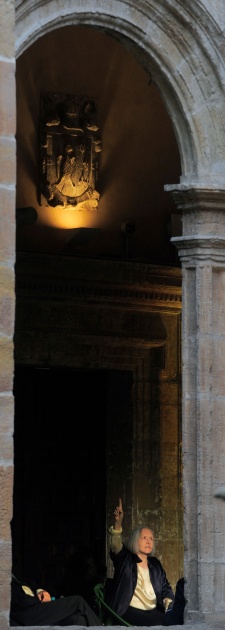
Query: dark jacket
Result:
<box><xmin>107</xmin><ymin>543</ymin><xmax>175</xmax><ymax>617</ymax></box>
<box><xmin>11</xmin><ymin>574</ymin><xmax>42</xmax><ymax>612</ymax></box>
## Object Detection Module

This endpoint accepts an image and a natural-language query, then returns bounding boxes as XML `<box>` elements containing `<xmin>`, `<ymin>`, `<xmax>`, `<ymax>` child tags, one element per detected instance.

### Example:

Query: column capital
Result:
<box><xmin>166</xmin><ymin>186</ymin><xmax>225</xmax><ymax>265</ymax></box>
<box><xmin>166</xmin><ymin>185</ymin><xmax>225</xmax><ymax>212</ymax></box>
<box><xmin>171</xmin><ymin>235</ymin><xmax>225</xmax><ymax>265</ymax></box>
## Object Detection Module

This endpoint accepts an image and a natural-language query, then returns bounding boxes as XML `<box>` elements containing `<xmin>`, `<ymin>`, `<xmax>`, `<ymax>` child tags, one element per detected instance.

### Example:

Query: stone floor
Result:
<box><xmin>10</xmin><ymin>624</ymin><xmax>225</xmax><ymax>630</ymax></box>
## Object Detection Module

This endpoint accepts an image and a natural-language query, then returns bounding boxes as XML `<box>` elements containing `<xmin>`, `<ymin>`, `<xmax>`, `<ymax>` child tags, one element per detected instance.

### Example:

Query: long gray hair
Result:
<box><xmin>126</xmin><ymin>526</ymin><xmax>155</xmax><ymax>555</ymax></box>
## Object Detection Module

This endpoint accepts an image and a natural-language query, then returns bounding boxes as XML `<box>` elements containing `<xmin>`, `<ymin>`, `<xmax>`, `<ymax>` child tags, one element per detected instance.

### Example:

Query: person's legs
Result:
<box><xmin>165</xmin><ymin>577</ymin><xmax>185</xmax><ymax>626</ymax></box>
<box><xmin>123</xmin><ymin>605</ymin><xmax>167</xmax><ymax>626</ymax></box>
<box><xmin>10</xmin><ymin>594</ymin><xmax>102</xmax><ymax>627</ymax></box>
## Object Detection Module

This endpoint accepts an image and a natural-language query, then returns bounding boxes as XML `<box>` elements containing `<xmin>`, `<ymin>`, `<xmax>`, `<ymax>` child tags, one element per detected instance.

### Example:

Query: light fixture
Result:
<box><xmin>120</xmin><ymin>222</ymin><xmax>136</xmax><ymax>259</ymax></box>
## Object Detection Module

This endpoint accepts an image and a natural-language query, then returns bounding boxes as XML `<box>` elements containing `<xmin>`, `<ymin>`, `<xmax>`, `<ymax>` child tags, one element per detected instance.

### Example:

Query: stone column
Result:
<box><xmin>170</xmin><ymin>187</ymin><xmax>225</xmax><ymax>625</ymax></box>
<box><xmin>0</xmin><ymin>0</ymin><xmax>16</xmax><ymax>627</ymax></box>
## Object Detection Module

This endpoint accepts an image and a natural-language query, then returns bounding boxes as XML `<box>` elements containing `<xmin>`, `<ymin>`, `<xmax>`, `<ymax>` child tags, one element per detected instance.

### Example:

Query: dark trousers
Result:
<box><xmin>123</xmin><ymin>605</ymin><xmax>168</xmax><ymax>626</ymax></box>
<box><xmin>165</xmin><ymin>577</ymin><xmax>185</xmax><ymax>626</ymax></box>
<box><xmin>10</xmin><ymin>594</ymin><xmax>102</xmax><ymax>627</ymax></box>
<box><xmin>122</xmin><ymin>578</ymin><xmax>185</xmax><ymax>627</ymax></box>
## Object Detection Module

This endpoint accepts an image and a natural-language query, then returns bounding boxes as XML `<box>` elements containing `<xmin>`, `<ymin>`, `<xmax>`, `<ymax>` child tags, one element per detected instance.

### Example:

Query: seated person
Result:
<box><xmin>10</xmin><ymin>573</ymin><xmax>102</xmax><ymax>626</ymax></box>
<box><xmin>107</xmin><ymin>497</ymin><xmax>175</xmax><ymax>626</ymax></box>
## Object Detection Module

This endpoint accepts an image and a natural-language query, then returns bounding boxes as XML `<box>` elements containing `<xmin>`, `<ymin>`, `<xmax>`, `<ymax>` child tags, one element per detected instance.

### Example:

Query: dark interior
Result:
<box><xmin>12</xmin><ymin>23</ymin><xmax>183</xmax><ymax>597</ymax></box>
<box><xmin>13</xmin><ymin>366</ymin><xmax>134</xmax><ymax>600</ymax></box>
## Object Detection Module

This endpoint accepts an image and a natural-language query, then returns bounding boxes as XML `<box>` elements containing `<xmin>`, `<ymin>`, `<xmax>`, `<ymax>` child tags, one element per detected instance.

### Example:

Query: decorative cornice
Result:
<box><xmin>16</xmin><ymin>278</ymin><xmax>182</xmax><ymax>311</ymax></box>
<box><xmin>167</xmin><ymin>187</ymin><xmax>225</xmax><ymax>212</ymax></box>
<box><xmin>168</xmin><ymin>188</ymin><xmax>225</xmax><ymax>264</ymax></box>
<box><xmin>171</xmin><ymin>235</ymin><xmax>225</xmax><ymax>265</ymax></box>
<box><xmin>16</xmin><ymin>253</ymin><xmax>182</xmax><ymax>312</ymax></box>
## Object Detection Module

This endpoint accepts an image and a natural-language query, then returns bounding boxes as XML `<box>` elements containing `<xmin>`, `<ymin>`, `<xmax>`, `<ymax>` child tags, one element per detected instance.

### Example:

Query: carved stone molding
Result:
<box><xmin>168</xmin><ymin>187</ymin><xmax>225</xmax><ymax>265</ymax></box>
<box><xmin>171</xmin><ymin>236</ymin><xmax>225</xmax><ymax>265</ymax></box>
<box><xmin>167</xmin><ymin>187</ymin><xmax>225</xmax><ymax>213</ymax></box>
<box><xmin>16</xmin><ymin>253</ymin><xmax>182</xmax><ymax>314</ymax></box>
<box><xmin>15</xmin><ymin>253</ymin><xmax>181</xmax><ymax>372</ymax></box>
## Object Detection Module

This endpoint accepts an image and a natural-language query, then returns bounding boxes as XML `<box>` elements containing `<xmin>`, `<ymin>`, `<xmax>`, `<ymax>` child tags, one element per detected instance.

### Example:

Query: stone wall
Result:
<box><xmin>0</xmin><ymin>0</ymin><xmax>16</xmax><ymax>627</ymax></box>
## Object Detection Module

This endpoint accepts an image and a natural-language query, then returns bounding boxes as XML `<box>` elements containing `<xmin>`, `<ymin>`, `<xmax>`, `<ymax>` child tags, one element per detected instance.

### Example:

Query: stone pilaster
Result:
<box><xmin>0</xmin><ymin>0</ymin><xmax>16</xmax><ymax>626</ymax></box>
<box><xmin>170</xmin><ymin>187</ymin><xmax>225</xmax><ymax>625</ymax></box>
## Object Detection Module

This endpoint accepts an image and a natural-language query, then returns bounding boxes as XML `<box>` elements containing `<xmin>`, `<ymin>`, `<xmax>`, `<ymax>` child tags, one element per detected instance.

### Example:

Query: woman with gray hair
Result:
<box><xmin>106</xmin><ymin>497</ymin><xmax>175</xmax><ymax>626</ymax></box>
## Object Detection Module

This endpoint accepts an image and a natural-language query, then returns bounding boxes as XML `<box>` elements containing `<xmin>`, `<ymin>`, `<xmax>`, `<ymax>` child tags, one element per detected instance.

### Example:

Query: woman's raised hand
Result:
<box><xmin>114</xmin><ymin>497</ymin><xmax>124</xmax><ymax>526</ymax></box>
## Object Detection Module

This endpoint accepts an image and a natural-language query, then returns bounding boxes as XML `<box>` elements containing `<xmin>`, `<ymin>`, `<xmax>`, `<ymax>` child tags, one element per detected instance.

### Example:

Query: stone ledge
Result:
<box><xmin>7</xmin><ymin>627</ymin><xmax>222</xmax><ymax>630</ymax></box>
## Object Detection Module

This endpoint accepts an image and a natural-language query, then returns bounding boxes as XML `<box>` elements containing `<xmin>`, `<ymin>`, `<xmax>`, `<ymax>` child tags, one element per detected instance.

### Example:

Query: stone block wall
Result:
<box><xmin>0</xmin><ymin>0</ymin><xmax>16</xmax><ymax>627</ymax></box>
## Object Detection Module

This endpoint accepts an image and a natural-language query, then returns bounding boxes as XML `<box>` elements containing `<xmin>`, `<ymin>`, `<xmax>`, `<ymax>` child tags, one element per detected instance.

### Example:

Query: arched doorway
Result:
<box><xmin>0</xmin><ymin>1</ymin><xmax>223</xmax><ymax>626</ymax></box>
<box><xmin>14</xmin><ymin>18</ymin><xmax>183</xmax><ymax>593</ymax></box>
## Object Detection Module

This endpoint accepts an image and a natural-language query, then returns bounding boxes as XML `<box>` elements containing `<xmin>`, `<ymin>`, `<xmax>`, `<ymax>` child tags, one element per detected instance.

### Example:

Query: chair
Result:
<box><xmin>94</xmin><ymin>581</ymin><xmax>131</xmax><ymax>626</ymax></box>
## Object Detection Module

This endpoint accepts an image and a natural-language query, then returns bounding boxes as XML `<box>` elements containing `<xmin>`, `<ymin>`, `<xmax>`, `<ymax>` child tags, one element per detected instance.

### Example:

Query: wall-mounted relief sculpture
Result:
<box><xmin>40</xmin><ymin>92</ymin><xmax>102</xmax><ymax>210</ymax></box>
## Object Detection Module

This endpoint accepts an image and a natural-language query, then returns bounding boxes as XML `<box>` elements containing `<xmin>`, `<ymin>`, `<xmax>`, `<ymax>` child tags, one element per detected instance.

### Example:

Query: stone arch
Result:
<box><xmin>16</xmin><ymin>0</ymin><xmax>225</xmax><ymax>186</ymax></box>
<box><xmin>6</xmin><ymin>3</ymin><xmax>225</xmax><ymax>626</ymax></box>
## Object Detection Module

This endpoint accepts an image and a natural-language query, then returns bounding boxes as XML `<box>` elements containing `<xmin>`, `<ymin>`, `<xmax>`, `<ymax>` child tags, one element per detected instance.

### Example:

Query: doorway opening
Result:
<box><xmin>12</xmin><ymin>365</ymin><xmax>108</xmax><ymax>600</ymax></box>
